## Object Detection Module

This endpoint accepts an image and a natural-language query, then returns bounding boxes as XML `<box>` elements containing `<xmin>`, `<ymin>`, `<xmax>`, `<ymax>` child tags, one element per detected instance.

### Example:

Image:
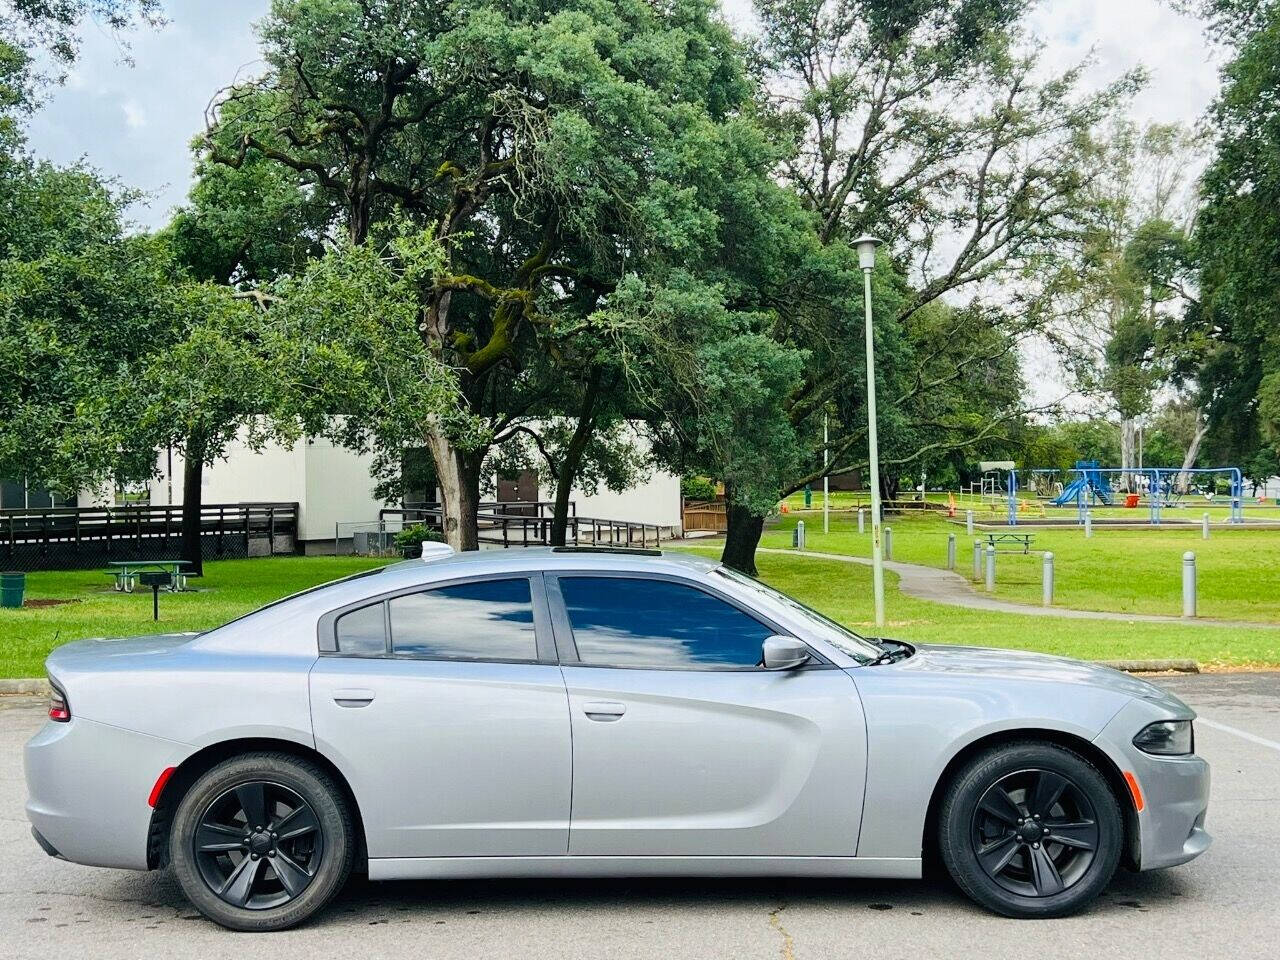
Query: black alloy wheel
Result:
<box><xmin>193</xmin><ymin>781</ymin><xmax>324</xmax><ymax>910</ymax></box>
<box><xmin>970</xmin><ymin>768</ymin><xmax>1100</xmax><ymax>898</ymax></box>
<box><xmin>939</xmin><ymin>741</ymin><xmax>1123</xmax><ymax>918</ymax></box>
<box><xmin>170</xmin><ymin>753</ymin><xmax>354</xmax><ymax>931</ymax></box>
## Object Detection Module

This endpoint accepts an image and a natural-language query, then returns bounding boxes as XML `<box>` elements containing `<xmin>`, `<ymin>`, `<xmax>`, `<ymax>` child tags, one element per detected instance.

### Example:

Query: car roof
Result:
<box><xmin>378</xmin><ymin>546</ymin><xmax>720</xmax><ymax>586</ymax></box>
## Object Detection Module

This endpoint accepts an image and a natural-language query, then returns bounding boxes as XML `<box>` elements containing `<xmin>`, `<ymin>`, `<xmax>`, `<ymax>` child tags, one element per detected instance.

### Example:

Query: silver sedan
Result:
<box><xmin>24</xmin><ymin>547</ymin><xmax>1210</xmax><ymax>930</ymax></box>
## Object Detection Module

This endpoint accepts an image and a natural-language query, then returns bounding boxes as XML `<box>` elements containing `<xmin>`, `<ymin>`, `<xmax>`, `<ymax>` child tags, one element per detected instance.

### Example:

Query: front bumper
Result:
<box><xmin>1097</xmin><ymin>700</ymin><xmax>1211</xmax><ymax>871</ymax></box>
<box><xmin>25</xmin><ymin>715</ymin><xmax>186</xmax><ymax>870</ymax></box>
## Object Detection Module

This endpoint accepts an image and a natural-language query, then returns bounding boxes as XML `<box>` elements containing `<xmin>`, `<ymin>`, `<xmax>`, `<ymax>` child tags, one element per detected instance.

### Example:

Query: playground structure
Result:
<box><xmin>1002</xmin><ymin>462</ymin><xmax>1245</xmax><ymax>526</ymax></box>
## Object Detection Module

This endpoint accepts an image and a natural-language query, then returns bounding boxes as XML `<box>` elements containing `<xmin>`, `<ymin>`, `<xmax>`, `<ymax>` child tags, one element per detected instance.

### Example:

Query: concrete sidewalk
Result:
<box><xmin>758</xmin><ymin>547</ymin><xmax>1280</xmax><ymax>628</ymax></box>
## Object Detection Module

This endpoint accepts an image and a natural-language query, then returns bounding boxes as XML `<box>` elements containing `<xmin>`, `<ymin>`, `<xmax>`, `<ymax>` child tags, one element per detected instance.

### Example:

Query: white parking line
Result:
<box><xmin>1198</xmin><ymin>717</ymin><xmax>1280</xmax><ymax>754</ymax></box>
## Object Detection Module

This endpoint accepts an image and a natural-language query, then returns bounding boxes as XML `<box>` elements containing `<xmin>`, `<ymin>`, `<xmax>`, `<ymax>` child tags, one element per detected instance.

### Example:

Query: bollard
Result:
<box><xmin>1202</xmin><ymin>512</ymin><xmax>1210</xmax><ymax>540</ymax></box>
<box><xmin>1084</xmin><ymin>510</ymin><xmax>1093</xmax><ymax>539</ymax></box>
<box><xmin>985</xmin><ymin>544</ymin><xmax>996</xmax><ymax>593</ymax></box>
<box><xmin>884</xmin><ymin>526</ymin><xmax>893</xmax><ymax>560</ymax></box>
<box><xmin>1042</xmin><ymin>552</ymin><xmax>1054</xmax><ymax>606</ymax></box>
<box><xmin>973</xmin><ymin>539</ymin><xmax>982</xmax><ymax>581</ymax></box>
<box><xmin>966</xmin><ymin>509</ymin><xmax>974</xmax><ymax>535</ymax></box>
<box><xmin>1183</xmin><ymin>551</ymin><xmax>1197</xmax><ymax>618</ymax></box>
<box><xmin>794</xmin><ymin>520</ymin><xmax>806</xmax><ymax>551</ymax></box>
<box><xmin>858</xmin><ymin>508</ymin><xmax>865</xmax><ymax>534</ymax></box>
<box><xmin>947</xmin><ymin>533</ymin><xmax>956</xmax><ymax>571</ymax></box>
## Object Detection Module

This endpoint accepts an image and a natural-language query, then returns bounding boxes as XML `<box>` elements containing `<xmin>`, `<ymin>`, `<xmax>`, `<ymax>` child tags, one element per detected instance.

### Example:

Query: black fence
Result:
<box><xmin>0</xmin><ymin>502</ymin><xmax>299</xmax><ymax>572</ymax></box>
<box><xmin>381</xmin><ymin>502</ymin><xmax>664</xmax><ymax>550</ymax></box>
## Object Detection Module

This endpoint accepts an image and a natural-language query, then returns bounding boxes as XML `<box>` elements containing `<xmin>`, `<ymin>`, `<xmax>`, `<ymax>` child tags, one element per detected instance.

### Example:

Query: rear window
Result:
<box><xmin>388</xmin><ymin>578</ymin><xmax>537</xmax><ymax>661</ymax></box>
<box><xmin>335</xmin><ymin>603</ymin><xmax>387</xmax><ymax>656</ymax></box>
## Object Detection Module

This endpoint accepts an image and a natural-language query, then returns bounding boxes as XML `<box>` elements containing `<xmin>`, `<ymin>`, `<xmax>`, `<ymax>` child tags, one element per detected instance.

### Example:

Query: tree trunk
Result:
<box><xmin>721</xmin><ymin>500</ymin><xmax>766</xmax><ymax>575</ymax></box>
<box><xmin>424</xmin><ymin>426</ymin><xmax>481</xmax><ymax>551</ymax></box>
<box><xmin>1119</xmin><ymin>417</ymin><xmax>1138</xmax><ymax>492</ymax></box>
<box><xmin>1176</xmin><ymin>413</ymin><xmax>1209</xmax><ymax>494</ymax></box>
<box><xmin>550</xmin><ymin>370</ymin><xmax>603</xmax><ymax>547</ymax></box>
<box><xmin>180</xmin><ymin>436</ymin><xmax>206</xmax><ymax>577</ymax></box>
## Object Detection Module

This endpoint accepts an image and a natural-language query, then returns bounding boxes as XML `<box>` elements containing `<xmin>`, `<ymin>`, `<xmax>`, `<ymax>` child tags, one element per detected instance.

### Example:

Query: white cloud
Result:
<box><xmin>121</xmin><ymin>100</ymin><xmax>146</xmax><ymax>129</ymax></box>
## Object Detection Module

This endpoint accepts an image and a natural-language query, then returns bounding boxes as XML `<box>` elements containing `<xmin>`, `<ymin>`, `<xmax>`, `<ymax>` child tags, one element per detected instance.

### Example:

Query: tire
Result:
<box><xmin>938</xmin><ymin>741</ymin><xmax>1123</xmax><ymax>918</ymax></box>
<box><xmin>170</xmin><ymin>752</ymin><xmax>355</xmax><ymax>931</ymax></box>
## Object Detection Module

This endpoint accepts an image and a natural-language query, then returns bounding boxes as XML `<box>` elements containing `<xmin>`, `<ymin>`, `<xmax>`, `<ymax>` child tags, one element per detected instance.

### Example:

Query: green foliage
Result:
<box><xmin>392</xmin><ymin>524</ymin><xmax>445</xmax><ymax>551</ymax></box>
<box><xmin>167</xmin><ymin>148</ymin><xmax>326</xmax><ymax>285</ymax></box>
<box><xmin>1193</xmin><ymin>6</ymin><xmax>1280</xmax><ymax>470</ymax></box>
<box><xmin>203</xmin><ymin>0</ymin><xmax>789</xmax><ymax>546</ymax></box>
<box><xmin>0</xmin><ymin>166</ymin><xmax>176</xmax><ymax>492</ymax></box>
<box><xmin>681</xmin><ymin>475</ymin><xmax>717</xmax><ymax>502</ymax></box>
<box><xmin>268</xmin><ymin>224</ymin><xmax>466</xmax><ymax>503</ymax></box>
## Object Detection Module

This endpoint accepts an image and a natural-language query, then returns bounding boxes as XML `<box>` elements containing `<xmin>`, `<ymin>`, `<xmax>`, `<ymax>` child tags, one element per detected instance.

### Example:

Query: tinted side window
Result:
<box><xmin>335</xmin><ymin>603</ymin><xmax>387</xmax><ymax>656</ymax></box>
<box><xmin>559</xmin><ymin>576</ymin><xmax>773</xmax><ymax>669</ymax></box>
<box><xmin>389</xmin><ymin>578</ymin><xmax>537</xmax><ymax>661</ymax></box>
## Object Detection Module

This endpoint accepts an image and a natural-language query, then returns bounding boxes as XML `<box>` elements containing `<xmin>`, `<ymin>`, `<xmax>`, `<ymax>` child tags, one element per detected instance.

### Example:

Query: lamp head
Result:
<box><xmin>853</xmin><ymin>234</ymin><xmax>882</xmax><ymax>271</ymax></box>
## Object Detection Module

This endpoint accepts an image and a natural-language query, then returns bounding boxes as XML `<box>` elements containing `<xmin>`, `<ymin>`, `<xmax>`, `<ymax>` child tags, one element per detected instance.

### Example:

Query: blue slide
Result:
<box><xmin>1051</xmin><ymin>461</ymin><xmax>1114</xmax><ymax>507</ymax></box>
<box><xmin>1052</xmin><ymin>475</ymin><xmax>1088</xmax><ymax>507</ymax></box>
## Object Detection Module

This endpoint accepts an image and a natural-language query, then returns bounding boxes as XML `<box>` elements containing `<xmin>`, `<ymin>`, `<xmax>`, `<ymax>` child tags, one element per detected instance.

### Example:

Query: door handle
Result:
<box><xmin>333</xmin><ymin>688</ymin><xmax>375</xmax><ymax>708</ymax></box>
<box><xmin>583</xmin><ymin>701</ymin><xmax>626</xmax><ymax>721</ymax></box>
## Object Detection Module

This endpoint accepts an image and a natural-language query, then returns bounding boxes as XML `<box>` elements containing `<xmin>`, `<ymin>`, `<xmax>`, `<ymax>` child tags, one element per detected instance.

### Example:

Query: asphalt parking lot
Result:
<box><xmin>1</xmin><ymin>672</ymin><xmax>1277</xmax><ymax>960</ymax></box>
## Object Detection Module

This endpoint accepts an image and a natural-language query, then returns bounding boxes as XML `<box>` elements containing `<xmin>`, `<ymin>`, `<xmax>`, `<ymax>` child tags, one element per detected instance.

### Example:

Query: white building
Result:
<box><xmin>122</xmin><ymin>427</ymin><xmax>683</xmax><ymax>552</ymax></box>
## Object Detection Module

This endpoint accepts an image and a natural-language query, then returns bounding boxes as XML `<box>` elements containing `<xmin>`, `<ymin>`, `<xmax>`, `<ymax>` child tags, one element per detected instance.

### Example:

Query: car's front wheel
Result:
<box><xmin>170</xmin><ymin>752</ymin><xmax>355</xmax><ymax>931</ymax></box>
<box><xmin>939</xmin><ymin>741</ymin><xmax>1123</xmax><ymax>918</ymax></box>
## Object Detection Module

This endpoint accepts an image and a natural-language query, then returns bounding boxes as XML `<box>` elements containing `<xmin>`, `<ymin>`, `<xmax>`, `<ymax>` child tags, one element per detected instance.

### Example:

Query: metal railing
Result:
<box><xmin>358</xmin><ymin>502</ymin><xmax>665</xmax><ymax>553</ymax></box>
<box><xmin>0</xmin><ymin>502</ymin><xmax>299</xmax><ymax>571</ymax></box>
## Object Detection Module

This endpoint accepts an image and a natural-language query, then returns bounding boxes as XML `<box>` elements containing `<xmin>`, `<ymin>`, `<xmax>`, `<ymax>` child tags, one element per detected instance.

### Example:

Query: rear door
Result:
<box><xmin>309</xmin><ymin>574</ymin><xmax>572</xmax><ymax>859</ymax></box>
<box><xmin>548</xmin><ymin>573</ymin><xmax>867</xmax><ymax>858</ymax></box>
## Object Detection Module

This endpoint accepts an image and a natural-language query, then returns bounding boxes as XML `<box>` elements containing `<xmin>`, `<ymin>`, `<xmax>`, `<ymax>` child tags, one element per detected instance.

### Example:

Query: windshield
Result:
<box><xmin>713</xmin><ymin>566</ymin><xmax>882</xmax><ymax>663</ymax></box>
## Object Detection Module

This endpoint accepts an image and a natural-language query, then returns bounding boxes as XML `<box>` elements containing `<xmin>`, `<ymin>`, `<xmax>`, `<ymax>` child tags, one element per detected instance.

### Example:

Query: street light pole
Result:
<box><xmin>823</xmin><ymin>413</ymin><xmax>830</xmax><ymax>535</ymax></box>
<box><xmin>855</xmin><ymin>234</ymin><xmax>885</xmax><ymax>628</ymax></box>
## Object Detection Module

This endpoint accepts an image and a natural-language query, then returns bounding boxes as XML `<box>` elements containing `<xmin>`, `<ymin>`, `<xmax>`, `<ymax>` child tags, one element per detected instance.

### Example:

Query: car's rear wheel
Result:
<box><xmin>170</xmin><ymin>752</ymin><xmax>354</xmax><ymax>931</ymax></box>
<box><xmin>939</xmin><ymin>741</ymin><xmax>1123</xmax><ymax>918</ymax></box>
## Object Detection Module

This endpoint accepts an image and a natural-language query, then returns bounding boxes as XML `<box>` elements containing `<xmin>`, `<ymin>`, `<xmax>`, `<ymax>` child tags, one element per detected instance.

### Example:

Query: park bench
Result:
<box><xmin>984</xmin><ymin>532</ymin><xmax>1036</xmax><ymax>554</ymax></box>
<box><xmin>107</xmin><ymin>560</ymin><xmax>193</xmax><ymax>593</ymax></box>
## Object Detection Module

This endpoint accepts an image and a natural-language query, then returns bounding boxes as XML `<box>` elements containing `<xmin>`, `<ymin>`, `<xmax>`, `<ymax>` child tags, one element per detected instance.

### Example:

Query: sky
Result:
<box><xmin>25</xmin><ymin>0</ymin><xmax>1222</xmax><ymax>231</ymax></box>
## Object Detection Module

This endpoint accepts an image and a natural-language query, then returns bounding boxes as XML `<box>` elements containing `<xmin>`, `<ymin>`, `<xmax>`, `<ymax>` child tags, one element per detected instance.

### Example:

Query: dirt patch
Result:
<box><xmin>20</xmin><ymin>598</ymin><xmax>81</xmax><ymax>609</ymax></box>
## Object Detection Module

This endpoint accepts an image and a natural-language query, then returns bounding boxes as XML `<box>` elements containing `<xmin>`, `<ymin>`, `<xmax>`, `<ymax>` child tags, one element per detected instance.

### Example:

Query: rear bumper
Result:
<box><xmin>25</xmin><ymin>716</ymin><xmax>186</xmax><ymax>870</ymax></box>
<box><xmin>1096</xmin><ymin>701</ymin><xmax>1211</xmax><ymax>871</ymax></box>
<box><xmin>31</xmin><ymin>825</ymin><xmax>64</xmax><ymax>859</ymax></box>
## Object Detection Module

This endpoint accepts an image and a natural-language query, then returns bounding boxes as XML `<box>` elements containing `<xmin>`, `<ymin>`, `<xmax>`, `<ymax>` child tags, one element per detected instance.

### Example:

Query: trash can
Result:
<box><xmin>1125</xmin><ymin>493</ymin><xmax>1140</xmax><ymax>509</ymax></box>
<box><xmin>1</xmin><ymin>572</ymin><xmax>25</xmax><ymax>609</ymax></box>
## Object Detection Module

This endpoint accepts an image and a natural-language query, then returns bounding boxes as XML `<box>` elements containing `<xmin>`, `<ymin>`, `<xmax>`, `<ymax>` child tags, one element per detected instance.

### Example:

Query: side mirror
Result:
<box><xmin>762</xmin><ymin>635</ymin><xmax>811</xmax><ymax>670</ymax></box>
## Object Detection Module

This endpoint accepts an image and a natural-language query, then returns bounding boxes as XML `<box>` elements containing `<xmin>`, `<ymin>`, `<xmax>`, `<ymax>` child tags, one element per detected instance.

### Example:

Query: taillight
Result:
<box><xmin>48</xmin><ymin>683</ymin><xmax>70</xmax><ymax>722</ymax></box>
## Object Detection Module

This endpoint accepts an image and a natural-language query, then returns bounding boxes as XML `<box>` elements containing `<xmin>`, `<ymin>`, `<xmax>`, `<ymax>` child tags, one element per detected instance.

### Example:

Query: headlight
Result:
<box><xmin>1133</xmin><ymin>719</ymin><xmax>1194</xmax><ymax>756</ymax></box>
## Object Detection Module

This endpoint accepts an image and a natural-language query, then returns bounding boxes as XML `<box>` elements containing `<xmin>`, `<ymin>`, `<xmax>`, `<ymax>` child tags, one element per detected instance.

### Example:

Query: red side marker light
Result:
<box><xmin>148</xmin><ymin>767</ymin><xmax>177</xmax><ymax>808</ymax></box>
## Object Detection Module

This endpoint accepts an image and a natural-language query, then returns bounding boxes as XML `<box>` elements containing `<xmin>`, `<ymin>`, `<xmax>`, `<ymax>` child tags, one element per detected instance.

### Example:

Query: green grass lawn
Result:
<box><xmin>763</xmin><ymin>510</ymin><xmax>1280</xmax><ymax>623</ymax></box>
<box><xmin>679</xmin><ymin>547</ymin><xmax>1280</xmax><ymax>668</ymax></box>
<box><xmin>780</xmin><ymin>488</ymin><xmax>1280</xmax><ymax>523</ymax></box>
<box><xmin>3</xmin><ymin>545</ymin><xmax>1278</xmax><ymax>680</ymax></box>
<box><xmin>0</xmin><ymin>556</ymin><xmax>390</xmax><ymax>679</ymax></box>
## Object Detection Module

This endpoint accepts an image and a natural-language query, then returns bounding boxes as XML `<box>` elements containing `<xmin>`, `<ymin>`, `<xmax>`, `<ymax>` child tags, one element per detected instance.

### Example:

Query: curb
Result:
<box><xmin>0</xmin><ymin>678</ymin><xmax>50</xmax><ymax>695</ymax></box>
<box><xmin>1096</xmin><ymin>659</ymin><xmax>1200</xmax><ymax>674</ymax></box>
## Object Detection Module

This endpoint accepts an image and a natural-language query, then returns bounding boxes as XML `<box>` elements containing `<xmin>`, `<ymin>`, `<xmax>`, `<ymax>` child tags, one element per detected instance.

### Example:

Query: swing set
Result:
<box><xmin>1003</xmin><ymin>463</ymin><xmax>1244</xmax><ymax>526</ymax></box>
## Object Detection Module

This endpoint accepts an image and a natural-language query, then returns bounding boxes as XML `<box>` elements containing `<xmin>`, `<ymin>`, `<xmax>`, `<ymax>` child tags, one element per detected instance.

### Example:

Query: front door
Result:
<box><xmin>549</xmin><ymin>574</ymin><xmax>867</xmax><ymax>857</ymax></box>
<box><xmin>310</xmin><ymin>575</ymin><xmax>572</xmax><ymax>859</ymax></box>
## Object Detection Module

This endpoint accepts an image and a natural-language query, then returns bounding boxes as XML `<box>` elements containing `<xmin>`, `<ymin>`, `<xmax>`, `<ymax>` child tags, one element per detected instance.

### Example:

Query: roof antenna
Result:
<box><xmin>421</xmin><ymin>542</ymin><xmax>456</xmax><ymax>562</ymax></box>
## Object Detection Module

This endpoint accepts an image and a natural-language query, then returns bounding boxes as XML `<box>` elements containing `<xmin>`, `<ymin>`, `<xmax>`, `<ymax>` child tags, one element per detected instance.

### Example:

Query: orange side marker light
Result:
<box><xmin>1123</xmin><ymin>770</ymin><xmax>1145</xmax><ymax>812</ymax></box>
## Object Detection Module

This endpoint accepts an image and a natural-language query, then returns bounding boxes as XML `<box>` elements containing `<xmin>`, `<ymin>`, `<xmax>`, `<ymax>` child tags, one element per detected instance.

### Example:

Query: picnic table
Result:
<box><xmin>983</xmin><ymin>532</ymin><xmax>1036</xmax><ymax>554</ymax></box>
<box><xmin>108</xmin><ymin>560</ymin><xmax>193</xmax><ymax>593</ymax></box>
